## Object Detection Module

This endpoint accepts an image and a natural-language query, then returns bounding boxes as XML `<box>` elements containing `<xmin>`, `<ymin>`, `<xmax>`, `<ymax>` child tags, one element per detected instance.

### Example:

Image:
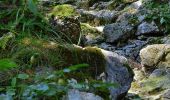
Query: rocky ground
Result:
<box><xmin>1</xmin><ymin>0</ymin><xmax>170</xmax><ymax>100</ymax></box>
<box><xmin>41</xmin><ymin>0</ymin><xmax>170</xmax><ymax>99</ymax></box>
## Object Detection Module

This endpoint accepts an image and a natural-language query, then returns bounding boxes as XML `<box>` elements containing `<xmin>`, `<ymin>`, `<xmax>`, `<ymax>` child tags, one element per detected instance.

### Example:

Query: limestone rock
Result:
<box><xmin>103</xmin><ymin>21</ymin><xmax>134</xmax><ymax>43</ymax></box>
<box><xmin>140</xmin><ymin>44</ymin><xmax>170</xmax><ymax>71</ymax></box>
<box><xmin>102</xmin><ymin>50</ymin><xmax>134</xmax><ymax>100</ymax></box>
<box><xmin>136</xmin><ymin>22</ymin><xmax>160</xmax><ymax>36</ymax></box>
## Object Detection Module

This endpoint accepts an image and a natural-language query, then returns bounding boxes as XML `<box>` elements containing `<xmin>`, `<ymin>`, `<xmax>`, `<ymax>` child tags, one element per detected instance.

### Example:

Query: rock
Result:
<box><xmin>64</xmin><ymin>89</ymin><xmax>103</xmax><ymax>100</ymax></box>
<box><xmin>149</xmin><ymin>69</ymin><xmax>167</xmax><ymax>78</ymax></box>
<box><xmin>136</xmin><ymin>22</ymin><xmax>160</xmax><ymax>36</ymax></box>
<box><xmin>76</xmin><ymin>0</ymin><xmax>90</xmax><ymax>9</ymax></box>
<box><xmin>130</xmin><ymin>68</ymin><xmax>170</xmax><ymax>100</ymax></box>
<box><xmin>80</xmin><ymin>23</ymin><xmax>103</xmax><ymax>45</ymax></box>
<box><xmin>115</xmin><ymin>40</ymin><xmax>147</xmax><ymax>62</ymax></box>
<box><xmin>103</xmin><ymin>21</ymin><xmax>134</xmax><ymax>43</ymax></box>
<box><xmin>140</xmin><ymin>44</ymin><xmax>170</xmax><ymax>71</ymax></box>
<box><xmin>90</xmin><ymin>1</ymin><xmax>112</xmax><ymax>10</ymax></box>
<box><xmin>58</xmin><ymin>0</ymin><xmax>76</xmax><ymax>4</ymax></box>
<box><xmin>98</xmin><ymin>43</ymin><xmax>116</xmax><ymax>51</ymax></box>
<box><xmin>78</xmin><ymin>9</ymin><xmax>118</xmax><ymax>26</ymax></box>
<box><xmin>163</xmin><ymin>89</ymin><xmax>170</xmax><ymax>100</ymax></box>
<box><xmin>162</xmin><ymin>35</ymin><xmax>170</xmax><ymax>44</ymax></box>
<box><xmin>50</xmin><ymin>16</ymin><xmax>81</xmax><ymax>44</ymax></box>
<box><xmin>116</xmin><ymin>0</ymin><xmax>147</xmax><ymax>26</ymax></box>
<box><xmin>102</xmin><ymin>50</ymin><xmax>134</xmax><ymax>100</ymax></box>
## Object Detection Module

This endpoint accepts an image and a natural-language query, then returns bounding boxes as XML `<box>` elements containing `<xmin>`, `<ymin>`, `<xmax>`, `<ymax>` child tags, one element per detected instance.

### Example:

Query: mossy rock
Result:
<box><xmin>49</xmin><ymin>4</ymin><xmax>79</xmax><ymax>17</ymax></box>
<box><xmin>12</xmin><ymin>38</ymin><xmax>106</xmax><ymax>77</ymax></box>
<box><xmin>81</xmin><ymin>23</ymin><xmax>101</xmax><ymax>38</ymax></box>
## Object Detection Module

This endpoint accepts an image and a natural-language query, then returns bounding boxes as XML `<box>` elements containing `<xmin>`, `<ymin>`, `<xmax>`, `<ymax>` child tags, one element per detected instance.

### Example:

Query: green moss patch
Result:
<box><xmin>50</xmin><ymin>4</ymin><xmax>79</xmax><ymax>17</ymax></box>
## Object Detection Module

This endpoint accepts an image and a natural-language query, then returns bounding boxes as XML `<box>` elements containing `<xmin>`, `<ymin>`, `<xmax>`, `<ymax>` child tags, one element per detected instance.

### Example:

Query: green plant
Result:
<box><xmin>0</xmin><ymin>58</ymin><xmax>18</xmax><ymax>71</ymax></box>
<box><xmin>0</xmin><ymin>64</ymin><xmax>117</xmax><ymax>99</ymax></box>
<box><xmin>145</xmin><ymin>1</ymin><xmax>170</xmax><ymax>33</ymax></box>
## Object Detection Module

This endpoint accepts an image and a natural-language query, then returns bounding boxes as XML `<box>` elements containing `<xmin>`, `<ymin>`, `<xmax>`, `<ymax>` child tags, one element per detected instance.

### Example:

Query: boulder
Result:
<box><xmin>14</xmin><ymin>38</ymin><xmax>134</xmax><ymax>99</ymax></box>
<box><xmin>103</xmin><ymin>21</ymin><xmax>134</xmax><ymax>43</ymax></box>
<box><xmin>102</xmin><ymin>50</ymin><xmax>134</xmax><ymax>100</ymax></box>
<box><xmin>140</xmin><ymin>44</ymin><xmax>170</xmax><ymax>71</ymax></box>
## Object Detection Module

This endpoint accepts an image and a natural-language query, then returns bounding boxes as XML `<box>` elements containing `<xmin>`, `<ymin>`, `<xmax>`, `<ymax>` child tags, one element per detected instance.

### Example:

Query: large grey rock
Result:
<box><xmin>136</xmin><ymin>22</ymin><xmax>159</xmax><ymax>36</ymax></box>
<box><xmin>103</xmin><ymin>21</ymin><xmax>134</xmax><ymax>43</ymax></box>
<box><xmin>64</xmin><ymin>89</ymin><xmax>103</xmax><ymax>100</ymax></box>
<box><xmin>102</xmin><ymin>50</ymin><xmax>134</xmax><ymax>100</ymax></box>
<box><xmin>78</xmin><ymin>9</ymin><xmax>118</xmax><ymax>26</ymax></box>
<box><xmin>140</xmin><ymin>44</ymin><xmax>170</xmax><ymax>71</ymax></box>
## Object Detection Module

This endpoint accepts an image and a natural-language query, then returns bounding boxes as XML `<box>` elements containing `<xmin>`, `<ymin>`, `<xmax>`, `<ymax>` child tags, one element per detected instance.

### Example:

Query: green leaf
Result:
<box><xmin>56</xmin><ymin>64</ymin><xmax>89</xmax><ymax>74</ymax></box>
<box><xmin>17</xmin><ymin>74</ymin><xmax>29</xmax><ymax>80</ymax></box>
<box><xmin>0</xmin><ymin>59</ymin><xmax>18</xmax><ymax>71</ymax></box>
<box><xmin>160</xmin><ymin>17</ymin><xmax>166</xmax><ymax>24</ymax></box>
<box><xmin>0</xmin><ymin>32</ymin><xmax>14</xmax><ymax>49</ymax></box>
<box><xmin>27</xmin><ymin>0</ymin><xmax>38</xmax><ymax>15</ymax></box>
<box><xmin>11</xmin><ymin>77</ymin><xmax>17</xmax><ymax>87</ymax></box>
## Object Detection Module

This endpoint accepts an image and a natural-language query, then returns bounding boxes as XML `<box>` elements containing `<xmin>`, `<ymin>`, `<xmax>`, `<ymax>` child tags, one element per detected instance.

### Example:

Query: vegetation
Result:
<box><xmin>145</xmin><ymin>1</ymin><xmax>170</xmax><ymax>33</ymax></box>
<box><xmin>0</xmin><ymin>0</ymin><xmax>116</xmax><ymax>99</ymax></box>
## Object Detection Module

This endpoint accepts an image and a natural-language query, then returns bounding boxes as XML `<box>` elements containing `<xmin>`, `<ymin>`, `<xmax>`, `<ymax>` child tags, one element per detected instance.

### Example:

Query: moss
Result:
<box><xmin>140</xmin><ymin>76</ymin><xmax>170</xmax><ymax>94</ymax></box>
<box><xmin>59</xmin><ymin>45</ymin><xmax>106</xmax><ymax>77</ymax></box>
<box><xmin>81</xmin><ymin>23</ymin><xmax>101</xmax><ymax>37</ymax></box>
<box><xmin>123</xmin><ymin>62</ymin><xmax>134</xmax><ymax>76</ymax></box>
<box><xmin>50</xmin><ymin>4</ymin><xmax>79</xmax><ymax>17</ymax></box>
<box><xmin>12</xmin><ymin>38</ymin><xmax>106</xmax><ymax>78</ymax></box>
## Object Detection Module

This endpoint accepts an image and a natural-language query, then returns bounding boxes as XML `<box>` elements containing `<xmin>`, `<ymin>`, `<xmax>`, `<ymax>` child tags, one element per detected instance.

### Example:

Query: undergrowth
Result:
<box><xmin>145</xmin><ymin>1</ymin><xmax>170</xmax><ymax>34</ymax></box>
<box><xmin>0</xmin><ymin>0</ymin><xmax>115</xmax><ymax>99</ymax></box>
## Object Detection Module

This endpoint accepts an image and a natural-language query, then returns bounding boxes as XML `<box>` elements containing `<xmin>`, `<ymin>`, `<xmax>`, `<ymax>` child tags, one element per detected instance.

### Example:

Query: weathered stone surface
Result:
<box><xmin>140</xmin><ymin>44</ymin><xmax>170</xmax><ymax>71</ymax></box>
<box><xmin>115</xmin><ymin>40</ymin><xmax>147</xmax><ymax>62</ymax></box>
<box><xmin>64</xmin><ymin>89</ymin><xmax>103</xmax><ymax>100</ymax></box>
<box><xmin>130</xmin><ymin>68</ymin><xmax>170</xmax><ymax>100</ymax></box>
<box><xmin>102</xmin><ymin>50</ymin><xmax>134</xmax><ymax>100</ymax></box>
<box><xmin>136</xmin><ymin>22</ymin><xmax>159</xmax><ymax>36</ymax></box>
<box><xmin>78</xmin><ymin>9</ymin><xmax>118</xmax><ymax>26</ymax></box>
<box><xmin>103</xmin><ymin>21</ymin><xmax>134</xmax><ymax>43</ymax></box>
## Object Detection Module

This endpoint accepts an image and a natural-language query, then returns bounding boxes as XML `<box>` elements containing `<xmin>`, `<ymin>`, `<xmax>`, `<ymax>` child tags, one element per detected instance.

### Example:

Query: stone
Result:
<box><xmin>64</xmin><ymin>89</ymin><xmax>103</xmax><ymax>100</ymax></box>
<box><xmin>102</xmin><ymin>50</ymin><xmax>134</xmax><ymax>100</ymax></box>
<box><xmin>98</xmin><ymin>43</ymin><xmax>116</xmax><ymax>51</ymax></box>
<box><xmin>163</xmin><ymin>90</ymin><xmax>170</xmax><ymax>100</ymax></box>
<box><xmin>103</xmin><ymin>21</ymin><xmax>134</xmax><ymax>43</ymax></box>
<box><xmin>130</xmin><ymin>68</ymin><xmax>170</xmax><ymax>100</ymax></box>
<box><xmin>58</xmin><ymin>0</ymin><xmax>76</xmax><ymax>4</ymax></box>
<box><xmin>136</xmin><ymin>22</ymin><xmax>160</xmax><ymax>36</ymax></box>
<box><xmin>78</xmin><ymin>9</ymin><xmax>118</xmax><ymax>26</ymax></box>
<box><xmin>140</xmin><ymin>44</ymin><xmax>170</xmax><ymax>71</ymax></box>
<box><xmin>149</xmin><ymin>69</ymin><xmax>167</xmax><ymax>78</ymax></box>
